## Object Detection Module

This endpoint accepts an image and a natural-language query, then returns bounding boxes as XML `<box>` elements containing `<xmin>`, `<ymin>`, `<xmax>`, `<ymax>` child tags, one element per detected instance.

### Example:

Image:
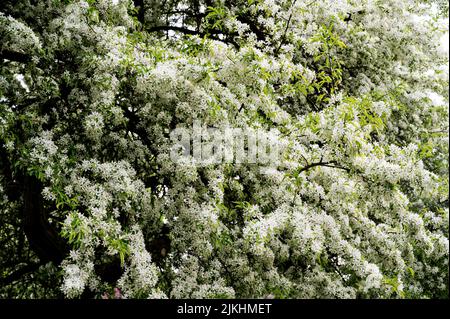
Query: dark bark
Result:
<box><xmin>146</xmin><ymin>25</ymin><xmax>239</xmax><ymax>48</ymax></box>
<box><xmin>297</xmin><ymin>160</ymin><xmax>350</xmax><ymax>174</ymax></box>
<box><xmin>0</xmin><ymin>262</ymin><xmax>42</xmax><ymax>286</ymax></box>
<box><xmin>133</xmin><ymin>0</ymin><xmax>146</xmax><ymax>25</ymax></box>
<box><xmin>0</xmin><ymin>144</ymin><xmax>22</xmax><ymax>201</ymax></box>
<box><xmin>0</xmin><ymin>49</ymin><xmax>32</xmax><ymax>64</ymax></box>
<box><xmin>22</xmin><ymin>175</ymin><xmax>67</xmax><ymax>264</ymax></box>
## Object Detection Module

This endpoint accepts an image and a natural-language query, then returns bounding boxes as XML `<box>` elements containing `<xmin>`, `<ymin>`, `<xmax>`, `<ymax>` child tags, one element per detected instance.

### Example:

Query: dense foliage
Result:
<box><xmin>0</xmin><ymin>0</ymin><xmax>448</xmax><ymax>299</ymax></box>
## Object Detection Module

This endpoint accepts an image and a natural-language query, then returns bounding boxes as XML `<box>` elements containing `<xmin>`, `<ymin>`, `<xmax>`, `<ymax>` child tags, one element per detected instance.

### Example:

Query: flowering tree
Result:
<box><xmin>0</xmin><ymin>0</ymin><xmax>448</xmax><ymax>299</ymax></box>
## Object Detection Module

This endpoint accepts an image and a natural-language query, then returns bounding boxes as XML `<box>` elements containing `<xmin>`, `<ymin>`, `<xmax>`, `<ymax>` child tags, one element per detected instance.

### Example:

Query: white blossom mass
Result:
<box><xmin>0</xmin><ymin>0</ymin><xmax>448</xmax><ymax>299</ymax></box>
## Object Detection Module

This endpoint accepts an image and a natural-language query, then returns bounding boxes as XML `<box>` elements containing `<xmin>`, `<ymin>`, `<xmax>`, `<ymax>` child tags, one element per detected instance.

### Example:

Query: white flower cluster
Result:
<box><xmin>1</xmin><ymin>0</ymin><xmax>447</xmax><ymax>299</ymax></box>
<box><xmin>0</xmin><ymin>12</ymin><xmax>42</xmax><ymax>53</ymax></box>
<box><xmin>117</xmin><ymin>228</ymin><xmax>160</xmax><ymax>298</ymax></box>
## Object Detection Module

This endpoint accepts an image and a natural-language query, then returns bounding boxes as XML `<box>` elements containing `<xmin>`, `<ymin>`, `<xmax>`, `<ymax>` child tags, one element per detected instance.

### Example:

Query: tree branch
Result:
<box><xmin>0</xmin><ymin>49</ymin><xmax>32</xmax><ymax>63</ymax></box>
<box><xmin>23</xmin><ymin>175</ymin><xmax>67</xmax><ymax>264</ymax></box>
<box><xmin>0</xmin><ymin>262</ymin><xmax>42</xmax><ymax>286</ymax></box>
<box><xmin>275</xmin><ymin>0</ymin><xmax>297</xmax><ymax>55</ymax></box>
<box><xmin>146</xmin><ymin>25</ymin><xmax>240</xmax><ymax>48</ymax></box>
<box><xmin>297</xmin><ymin>160</ymin><xmax>350</xmax><ymax>174</ymax></box>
